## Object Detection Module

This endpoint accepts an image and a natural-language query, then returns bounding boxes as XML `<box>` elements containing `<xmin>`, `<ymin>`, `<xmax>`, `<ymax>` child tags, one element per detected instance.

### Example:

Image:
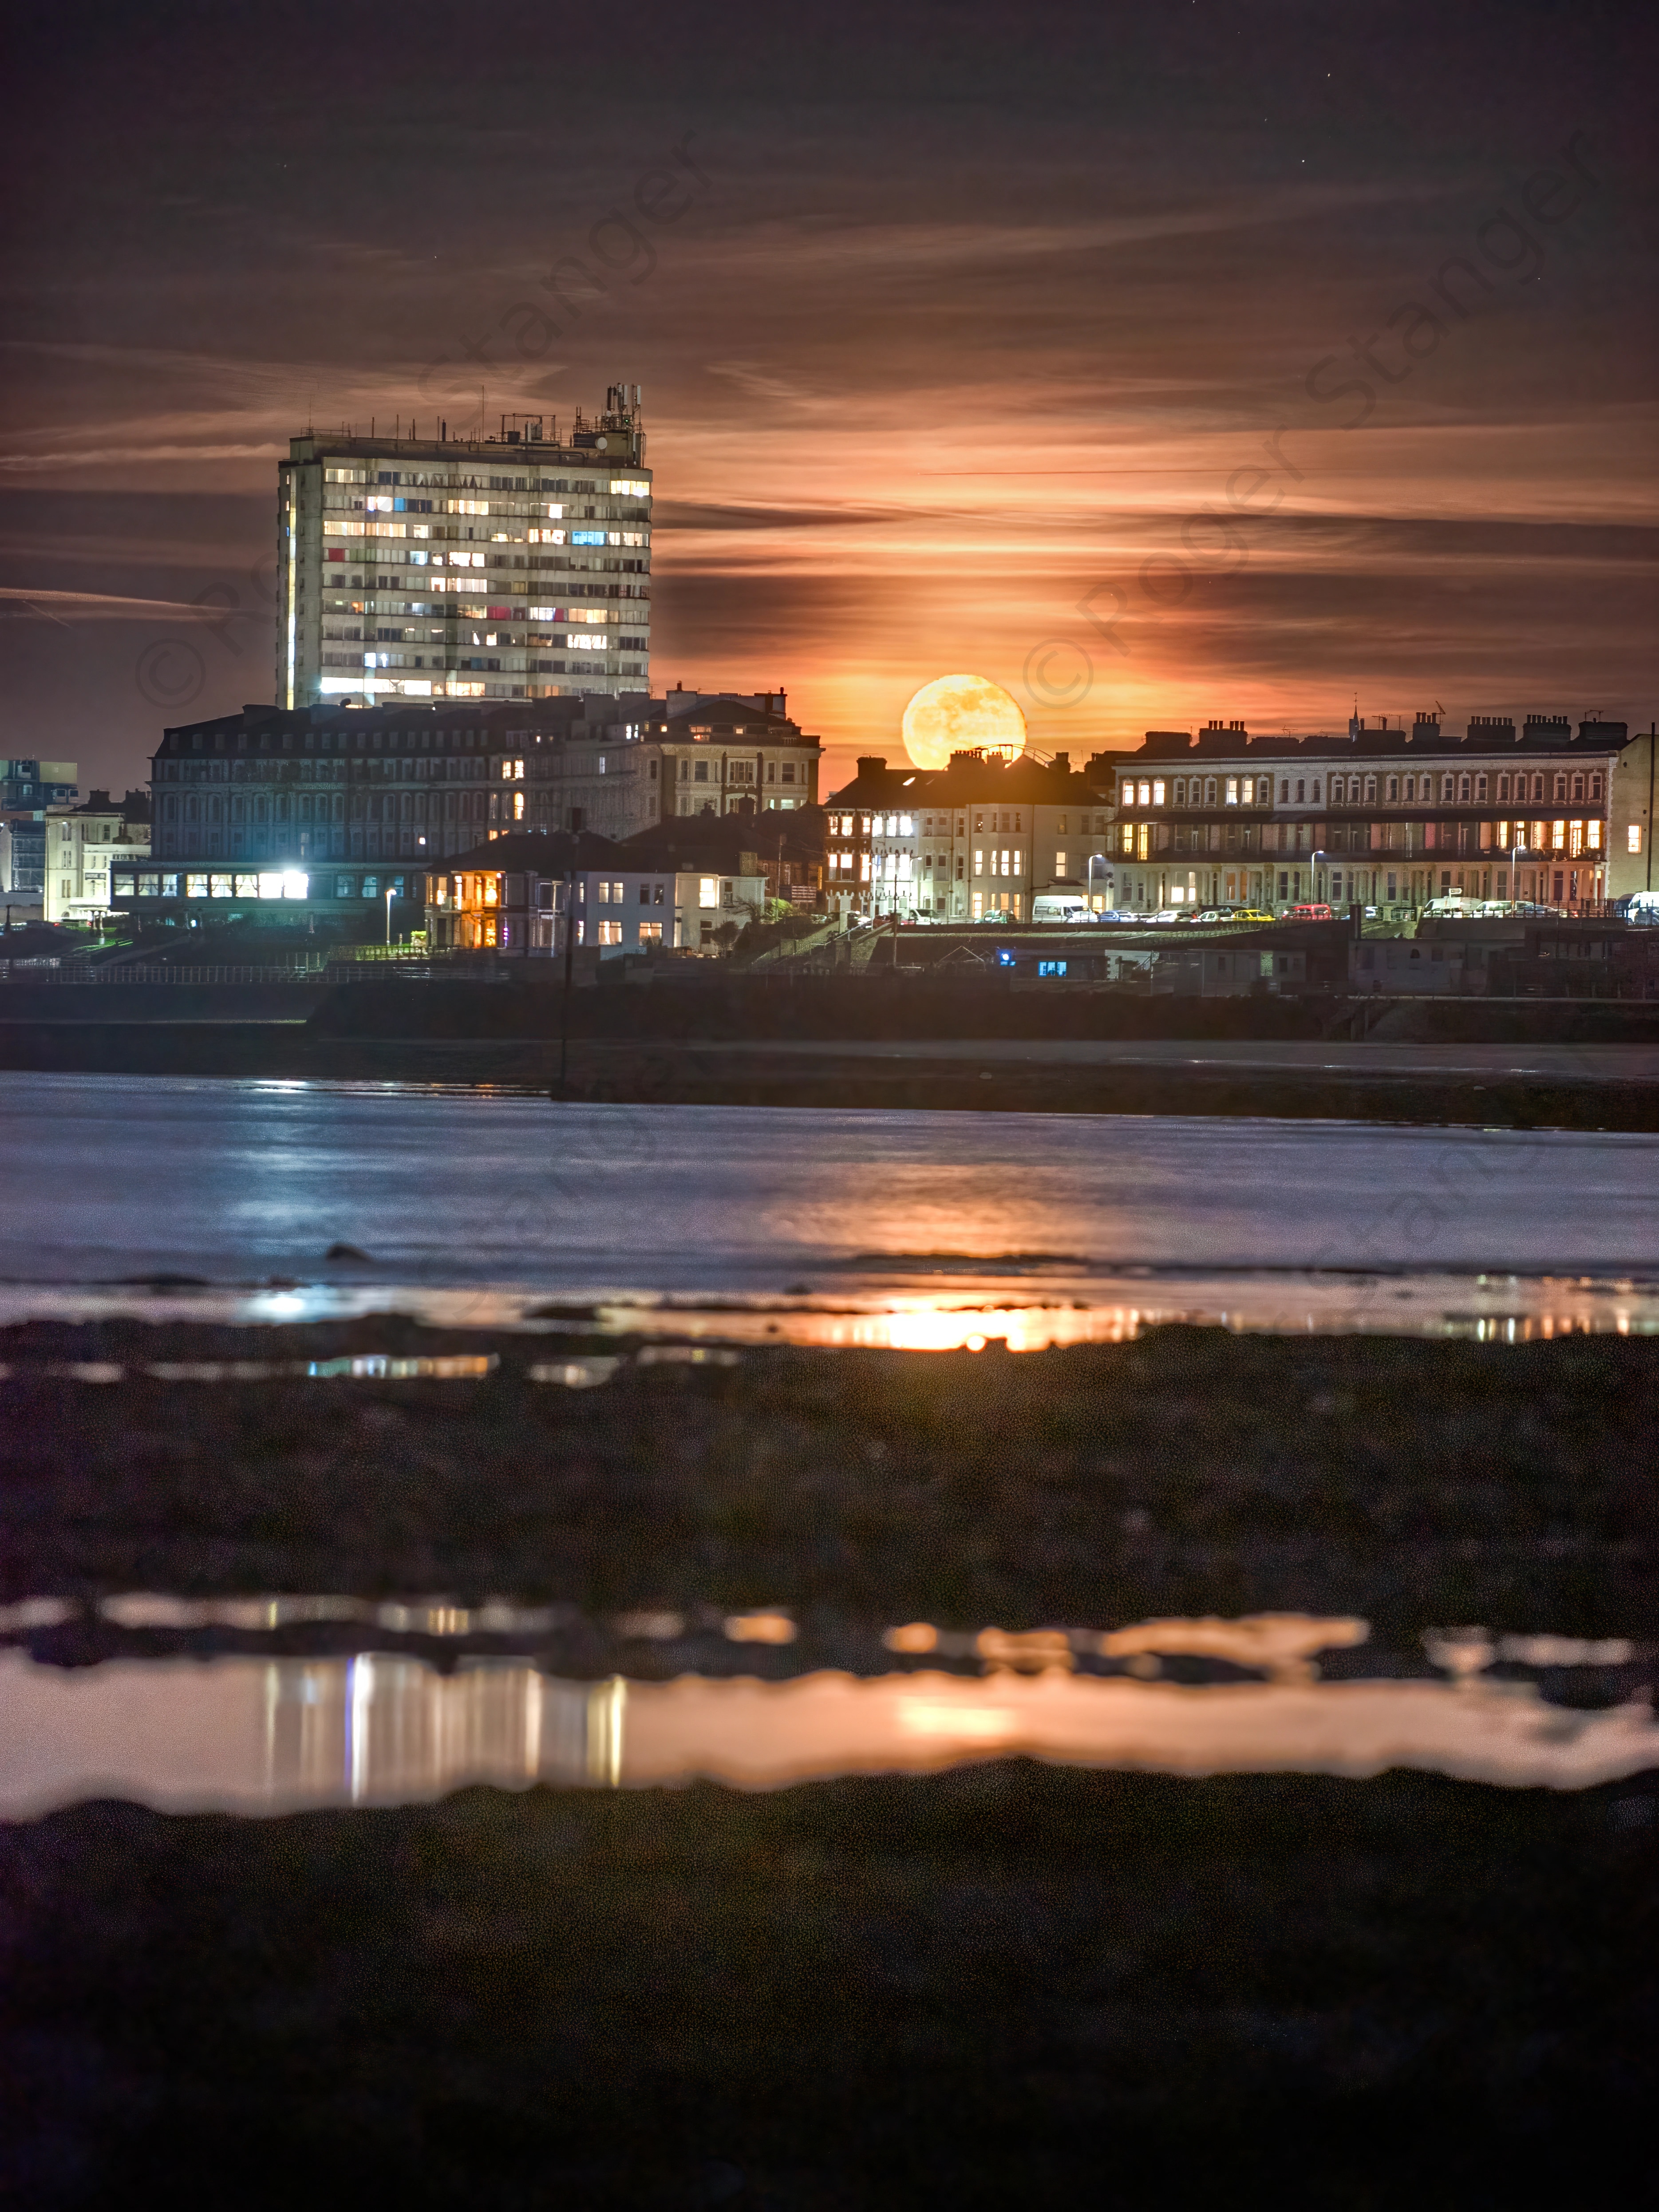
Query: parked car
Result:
<box><xmin>1030</xmin><ymin>893</ymin><xmax>1094</xmax><ymax>924</ymax></box>
<box><xmin>1288</xmin><ymin>902</ymin><xmax>1335</xmax><ymax>921</ymax></box>
<box><xmin>1231</xmin><ymin>907</ymin><xmax>1277</xmax><ymax>923</ymax></box>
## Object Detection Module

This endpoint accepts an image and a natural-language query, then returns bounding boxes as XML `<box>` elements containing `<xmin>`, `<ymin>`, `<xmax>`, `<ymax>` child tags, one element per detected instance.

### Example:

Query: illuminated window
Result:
<box><xmin>1587</xmin><ymin>819</ymin><xmax>1601</xmax><ymax>849</ymax></box>
<box><xmin>609</xmin><ymin>478</ymin><xmax>651</xmax><ymax>498</ymax></box>
<box><xmin>699</xmin><ymin>877</ymin><xmax>718</xmax><ymax>908</ymax></box>
<box><xmin>1055</xmin><ymin>852</ymin><xmax>1067</xmax><ymax>877</ymax></box>
<box><xmin>598</xmin><ymin>920</ymin><xmax>623</xmax><ymax>946</ymax></box>
<box><xmin>1227</xmin><ymin>779</ymin><xmax>1240</xmax><ymax>806</ymax></box>
<box><xmin>1151</xmin><ymin>781</ymin><xmax>1165</xmax><ymax>806</ymax></box>
<box><xmin>1551</xmin><ymin>820</ymin><xmax>1567</xmax><ymax>849</ymax></box>
<box><xmin>1120</xmin><ymin>824</ymin><xmax>1134</xmax><ymax>854</ymax></box>
<box><xmin>513</xmin><ymin>791</ymin><xmax>524</xmax><ymax>820</ymax></box>
<box><xmin>1629</xmin><ymin>825</ymin><xmax>1643</xmax><ymax>853</ymax></box>
<box><xmin>639</xmin><ymin>921</ymin><xmax>663</xmax><ymax>942</ymax></box>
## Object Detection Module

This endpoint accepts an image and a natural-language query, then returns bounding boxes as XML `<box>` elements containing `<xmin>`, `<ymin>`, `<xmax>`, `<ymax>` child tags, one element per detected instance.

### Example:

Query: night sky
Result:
<box><xmin>3</xmin><ymin>0</ymin><xmax>1655</xmax><ymax>794</ymax></box>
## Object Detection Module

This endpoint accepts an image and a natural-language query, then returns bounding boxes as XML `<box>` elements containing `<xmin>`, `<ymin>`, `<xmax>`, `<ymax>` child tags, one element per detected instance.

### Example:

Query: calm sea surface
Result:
<box><xmin>2</xmin><ymin>1074</ymin><xmax>1657</xmax><ymax>1335</ymax></box>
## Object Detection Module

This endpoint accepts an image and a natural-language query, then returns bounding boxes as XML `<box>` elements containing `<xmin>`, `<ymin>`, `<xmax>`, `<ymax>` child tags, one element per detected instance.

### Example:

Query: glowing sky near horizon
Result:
<box><xmin>1</xmin><ymin>0</ymin><xmax>1655</xmax><ymax>796</ymax></box>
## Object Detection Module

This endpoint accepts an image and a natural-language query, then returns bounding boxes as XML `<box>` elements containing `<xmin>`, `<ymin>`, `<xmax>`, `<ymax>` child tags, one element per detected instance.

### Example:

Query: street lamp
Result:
<box><xmin>384</xmin><ymin>885</ymin><xmax>394</xmax><ymax>947</ymax></box>
<box><xmin>1086</xmin><ymin>852</ymin><xmax>1109</xmax><ymax>916</ymax></box>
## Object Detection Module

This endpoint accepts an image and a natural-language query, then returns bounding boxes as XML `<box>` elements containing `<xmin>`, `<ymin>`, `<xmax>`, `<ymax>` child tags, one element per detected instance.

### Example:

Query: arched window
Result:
<box><xmin>1459</xmin><ymin>774</ymin><xmax>1472</xmax><ymax>802</ymax></box>
<box><xmin>1571</xmin><ymin>773</ymin><xmax>1584</xmax><ymax>802</ymax></box>
<box><xmin>1476</xmin><ymin>775</ymin><xmax>1488</xmax><ymax>801</ymax></box>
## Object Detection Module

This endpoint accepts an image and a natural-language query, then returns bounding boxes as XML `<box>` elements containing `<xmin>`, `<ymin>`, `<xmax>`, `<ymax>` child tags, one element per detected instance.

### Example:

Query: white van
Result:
<box><xmin>1031</xmin><ymin>894</ymin><xmax>1094</xmax><ymax>924</ymax></box>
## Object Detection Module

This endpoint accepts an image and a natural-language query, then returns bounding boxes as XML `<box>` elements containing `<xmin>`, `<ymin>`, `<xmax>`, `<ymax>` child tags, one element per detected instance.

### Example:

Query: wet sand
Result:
<box><xmin>5</xmin><ymin>1325</ymin><xmax>1657</xmax><ymax>1647</ymax></box>
<box><xmin>5</xmin><ymin>1766</ymin><xmax>1655</xmax><ymax>2205</ymax></box>
<box><xmin>4</xmin><ymin>1325</ymin><xmax>1658</xmax><ymax>2202</ymax></box>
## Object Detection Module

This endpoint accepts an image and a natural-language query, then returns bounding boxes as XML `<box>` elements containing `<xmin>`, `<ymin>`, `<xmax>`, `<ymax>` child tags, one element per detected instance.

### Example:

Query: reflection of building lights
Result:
<box><xmin>895</xmin><ymin>1699</ymin><xmax>1023</xmax><ymax>1742</ymax></box>
<box><xmin>348</xmin><ymin>1653</ymin><xmax>374</xmax><ymax>1800</ymax></box>
<box><xmin>586</xmin><ymin>1675</ymin><xmax>626</xmax><ymax>1787</ymax></box>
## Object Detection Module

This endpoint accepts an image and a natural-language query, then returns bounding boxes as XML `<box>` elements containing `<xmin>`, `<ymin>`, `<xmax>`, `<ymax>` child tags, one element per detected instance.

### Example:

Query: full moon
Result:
<box><xmin>900</xmin><ymin>673</ymin><xmax>1027</xmax><ymax>771</ymax></box>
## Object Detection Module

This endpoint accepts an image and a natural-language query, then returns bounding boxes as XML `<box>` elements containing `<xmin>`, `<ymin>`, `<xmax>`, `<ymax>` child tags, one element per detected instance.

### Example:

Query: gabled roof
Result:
<box><xmin>436</xmin><ymin>830</ymin><xmax>620</xmax><ymax>873</ymax></box>
<box><xmin>62</xmin><ymin>788</ymin><xmax>150</xmax><ymax>824</ymax></box>
<box><xmin>621</xmin><ymin>807</ymin><xmax>824</xmax><ymax>868</ymax></box>
<box><xmin>826</xmin><ymin>751</ymin><xmax>1111</xmax><ymax>807</ymax></box>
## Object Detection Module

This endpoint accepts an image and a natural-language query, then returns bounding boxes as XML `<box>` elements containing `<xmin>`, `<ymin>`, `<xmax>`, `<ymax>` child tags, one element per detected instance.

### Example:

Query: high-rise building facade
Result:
<box><xmin>276</xmin><ymin>388</ymin><xmax>651</xmax><ymax>713</ymax></box>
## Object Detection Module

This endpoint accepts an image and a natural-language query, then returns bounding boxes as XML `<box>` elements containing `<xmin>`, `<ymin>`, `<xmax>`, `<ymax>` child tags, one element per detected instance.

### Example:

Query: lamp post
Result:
<box><xmin>384</xmin><ymin>885</ymin><xmax>394</xmax><ymax>948</ymax></box>
<box><xmin>1086</xmin><ymin>852</ymin><xmax>1107</xmax><ymax>915</ymax></box>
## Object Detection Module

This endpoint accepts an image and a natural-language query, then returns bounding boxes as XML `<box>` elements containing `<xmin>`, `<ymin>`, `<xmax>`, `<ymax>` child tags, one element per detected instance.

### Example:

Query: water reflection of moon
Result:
<box><xmin>901</xmin><ymin>673</ymin><xmax>1027</xmax><ymax>770</ymax></box>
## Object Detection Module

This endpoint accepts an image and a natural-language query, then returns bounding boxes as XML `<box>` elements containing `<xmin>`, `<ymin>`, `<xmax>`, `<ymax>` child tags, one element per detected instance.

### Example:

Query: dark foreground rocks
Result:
<box><xmin>4</xmin><ymin>1766</ymin><xmax>1657</xmax><ymax>2207</ymax></box>
<box><xmin>5</xmin><ymin>1329</ymin><xmax>1658</xmax><ymax>2202</ymax></box>
<box><xmin>4</xmin><ymin>1325</ymin><xmax>1657</xmax><ymax>1644</ymax></box>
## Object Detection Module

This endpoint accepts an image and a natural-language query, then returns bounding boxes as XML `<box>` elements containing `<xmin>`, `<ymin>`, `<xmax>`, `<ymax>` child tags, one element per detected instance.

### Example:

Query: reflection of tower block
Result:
<box><xmin>262</xmin><ymin>1659</ymin><xmax>616</xmax><ymax>1809</ymax></box>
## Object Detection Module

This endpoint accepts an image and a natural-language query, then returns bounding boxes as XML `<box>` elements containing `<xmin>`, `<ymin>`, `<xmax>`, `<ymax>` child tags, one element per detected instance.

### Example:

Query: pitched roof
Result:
<box><xmin>435</xmin><ymin>830</ymin><xmax>618</xmax><ymax>873</ymax></box>
<box><xmin>826</xmin><ymin>751</ymin><xmax>1110</xmax><ymax>806</ymax></box>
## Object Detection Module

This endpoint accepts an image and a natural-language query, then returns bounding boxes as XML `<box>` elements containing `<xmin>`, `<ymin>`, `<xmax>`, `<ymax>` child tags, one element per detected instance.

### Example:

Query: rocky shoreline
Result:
<box><xmin>6</xmin><ymin>1323</ymin><xmax>1656</xmax><ymax>1643</ymax></box>
<box><xmin>6</xmin><ymin>1323</ymin><xmax>1658</xmax><ymax>2203</ymax></box>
